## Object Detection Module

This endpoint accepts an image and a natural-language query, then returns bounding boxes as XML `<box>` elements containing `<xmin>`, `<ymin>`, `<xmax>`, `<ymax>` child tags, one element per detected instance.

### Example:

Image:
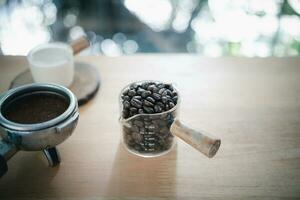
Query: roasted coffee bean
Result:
<box><xmin>147</xmin><ymin>84</ymin><xmax>159</xmax><ymax>93</ymax></box>
<box><xmin>157</xmin><ymin>83</ymin><xmax>165</xmax><ymax>89</ymax></box>
<box><xmin>130</xmin><ymin>107</ymin><xmax>138</xmax><ymax>113</ymax></box>
<box><xmin>162</xmin><ymin>96</ymin><xmax>173</xmax><ymax>105</ymax></box>
<box><xmin>162</xmin><ymin>89</ymin><xmax>172</xmax><ymax>97</ymax></box>
<box><xmin>158</xmin><ymin>88</ymin><xmax>166</xmax><ymax>95</ymax></box>
<box><xmin>141</xmin><ymin>82</ymin><xmax>150</xmax><ymax>89</ymax></box>
<box><xmin>134</xmin><ymin>144</ymin><xmax>142</xmax><ymax>151</ymax></box>
<box><xmin>156</xmin><ymin>101</ymin><xmax>165</xmax><ymax>108</ymax></box>
<box><xmin>131</xmin><ymin>98</ymin><xmax>143</xmax><ymax>108</ymax></box>
<box><xmin>148</xmin><ymin>81</ymin><xmax>156</xmax><ymax>85</ymax></box>
<box><xmin>138</xmin><ymin>109</ymin><xmax>144</xmax><ymax>114</ymax></box>
<box><xmin>123</xmin><ymin>100</ymin><xmax>130</xmax><ymax>109</ymax></box>
<box><xmin>166</xmin><ymin>95</ymin><xmax>172</xmax><ymax>100</ymax></box>
<box><xmin>143</xmin><ymin>99</ymin><xmax>154</xmax><ymax>107</ymax></box>
<box><xmin>144</xmin><ymin>121</ymin><xmax>151</xmax><ymax>125</ymax></box>
<box><xmin>141</xmin><ymin>90</ymin><xmax>151</xmax><ymax>98</ymax></box>
<box><xmin>167</xmin><ymin>85</ymin><xmax>174</xmax><ymax>91</ymax></box>
<box><xmin>133</xmin><ymin>95</ymin><xmax>142</xmax><ymax>99</ymax></box>
<box><xmin>147</xmin><ymin>84</ymin><xmax>157</xmax><ymax>92</ymax></box>
<box><xmin>152</xmin><ymin>93</ymin><xmax>161</xmax><ymax>100</ymax></box>
<box><xmin>165</xmin><ymin>104</ymin><xmax>169</xmax><ymax>110</ymax></box>
<box><xmin>162</xmin><ymin>96</ymin><xmax>168</xmax><ymax>104</ymax></box>
<box><xmin>128</xmin><ymin>89</ymin><xmax>136</xmax><ymax>97</ymax></box>
<box><xmin>158</xmin><ymin>140</ymin><xmax>165</xmax><ymax>148</ymax></box>
<box><xmin>128</xmin><ymin>139</ymin><xmax>135</xmax><ymax>146</ymax></box>
<box><xmin>133</xmin><ymin>120</ymin><xmax>144</xmax><ymax>127</ymax></box>
<box><xmin>130</xmin><ymin>83</ymin><xmax>138</xmax><ymax>90</ymax></box>
<box><xmin>143</xmin><ymin>106</ymin><xmax>154</xmax><ymax>113</ymax></box>
<box><xmin>152</xmin><ymin>119</ymin><xmax>166</xmax><ymax>127</ymax></box>
<box><xmin>173</xmin><ymin>95</ymin><xmax>178</xmax><ymax>102</ymax></box>
<box><xmin>154</xmin><ymin>105</ymin><xmax>162</xmax><ymax>113</ymax></box>
<box><xmin>122</xmin><ymin>95</ymin><xmax>130</xmax><ymax>101</ymax></box>
<box><xmin>131</xmin><ymin>125</ymin><xmax>140</xmax><ymax>133</ymax></box>
<box><xmin>139</xmin><ymin>142</ymin><xmax>146</xmax><ymax>147</ymax></box>
<box><xmin>122</xmin><ymin>110</ymin><xmax>129</xmax><ymax>118</ymax></box>
<box><xmin>132</xmin><ymin>132</ymin><xmax>142</xmax><ymax>142</ymax></box>
<box><xmin>137</xmin><ymin>87</ymin><xmax>146</xmax><ymax>95</ymax></box>
<box><xmin>146</xmin><ymin>96</ymin><xmax>156</xmax><ymax>104</ymax></box>
<box><xmin>159</xmin><ymin>127</ymin><xmax>170</xmax><ymax>135</ymax></box>
<box><xmin>153</xmin><ymin>87</ymin><xmax>159</xmax><ymax>93</ymax></box>
<box><xmin>169</xmin><ymin>102</ymin><xmax>175</xmax><ymax>109</ymax></box>
<box><xmin>123</xmin><ymin>88</ymin><xmax>129</xmax><ymax>95</ymax></box>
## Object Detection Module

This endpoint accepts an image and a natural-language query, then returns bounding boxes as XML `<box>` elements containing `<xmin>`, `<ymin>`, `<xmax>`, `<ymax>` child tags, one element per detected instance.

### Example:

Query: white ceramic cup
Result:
<box><xmin>27</xmin><ymin>43</ymin><xmax>74</xmax><ymax>87</ymax></box>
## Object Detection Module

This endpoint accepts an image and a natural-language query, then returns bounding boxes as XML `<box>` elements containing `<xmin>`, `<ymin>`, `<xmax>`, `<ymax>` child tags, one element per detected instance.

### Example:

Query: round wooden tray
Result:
<box><xmin>10</xmin><ymin>62</ymin><xmax>100</xmax><ymax>106</ymax></box>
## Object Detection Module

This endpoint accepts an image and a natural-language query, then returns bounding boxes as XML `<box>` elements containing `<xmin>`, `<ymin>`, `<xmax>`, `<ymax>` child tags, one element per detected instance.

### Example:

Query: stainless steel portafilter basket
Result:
<box><xmin>0</xmin><ymin>83</ymin><xmax>79</xmax><ymax>177</ymax></box>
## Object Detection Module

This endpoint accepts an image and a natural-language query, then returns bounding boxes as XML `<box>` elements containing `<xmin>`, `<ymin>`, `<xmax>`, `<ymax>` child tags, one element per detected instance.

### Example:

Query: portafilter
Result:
<box><xmin>0</xmin><ymin>83</ymin><xmax>79</xmax><ymax>177</ymax></box>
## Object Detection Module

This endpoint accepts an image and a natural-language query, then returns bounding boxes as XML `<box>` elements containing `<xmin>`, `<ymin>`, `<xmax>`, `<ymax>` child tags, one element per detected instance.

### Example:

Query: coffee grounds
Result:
<box><xmin>2</xmin><ymin>92</ymin><xmax>69</xmax><ymax>124</ymax></box>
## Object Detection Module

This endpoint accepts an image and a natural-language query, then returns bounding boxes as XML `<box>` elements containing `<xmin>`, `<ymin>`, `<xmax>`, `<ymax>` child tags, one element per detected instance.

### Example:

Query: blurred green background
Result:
<box><xmin>0</xmin><ymin>0</ymin><xmax>299</xmax><ymax>56</ymax></box>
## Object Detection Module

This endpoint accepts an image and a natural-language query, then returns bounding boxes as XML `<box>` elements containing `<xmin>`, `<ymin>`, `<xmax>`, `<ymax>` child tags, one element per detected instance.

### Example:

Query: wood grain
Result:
<box><xmin>9</xmin><ymin>62</ymin><xmax>100</xmax><ymax>106</ymax></box>
<box><xmin>170</xmin><ymin>119</ymin><xmax>221</xmax><ymax>158</ymax></box>
<box><xmin>0</xmin><ymin>55</ymin><xmax>300</xmax><ymax>199</ymax></box>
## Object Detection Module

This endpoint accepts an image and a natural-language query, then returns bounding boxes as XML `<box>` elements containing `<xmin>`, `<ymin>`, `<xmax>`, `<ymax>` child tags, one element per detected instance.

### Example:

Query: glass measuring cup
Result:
<box><xmin>120</xmin><ymin>101</ymin><xmax>179</xmax><ymax>157</ymax></box>
<box><xmin>119</xmin><ymin>81</ymin><xmax>221</xmax><ymax>158</ymax></box>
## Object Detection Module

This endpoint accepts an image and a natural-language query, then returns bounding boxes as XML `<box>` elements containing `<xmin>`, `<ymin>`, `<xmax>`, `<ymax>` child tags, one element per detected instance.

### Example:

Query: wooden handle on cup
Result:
<box><xmin>70</xmin><ymin>36</ymin><xmax>90</xmax><ymax>55</ymax></box>
<box><xmin>170</xmin><ymin>119</ymin><xmax>221</xmax><ymax>158</ymax></box>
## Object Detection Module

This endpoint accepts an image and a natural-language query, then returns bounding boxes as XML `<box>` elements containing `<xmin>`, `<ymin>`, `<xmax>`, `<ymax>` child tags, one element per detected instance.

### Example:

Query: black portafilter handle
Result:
<box><xmin>0</xmin><ymin>139</ymin><xmax>17</xmax><ymax>178</ymax></box>
<box><xmin>0</xmin><ymin>154</ymin><xmax>8</xmax><ymax>177</ymax></box>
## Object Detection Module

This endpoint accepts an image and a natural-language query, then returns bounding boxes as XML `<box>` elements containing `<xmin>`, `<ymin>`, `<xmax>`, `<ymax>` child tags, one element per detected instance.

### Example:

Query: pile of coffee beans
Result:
<box><xmin>121</xmin><ymin>81</ymin><xmax>178</xmax><ymax>119</ymax></box>
<box><xmin>120</xmin><ymin>81</ymin><xmax>178</xmax><ymax>155</ymax></box>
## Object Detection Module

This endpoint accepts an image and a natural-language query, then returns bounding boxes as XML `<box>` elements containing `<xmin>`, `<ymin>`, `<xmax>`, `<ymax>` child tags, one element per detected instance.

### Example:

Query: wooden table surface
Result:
<box><xmin>0</xmin><ymin>55</ymin><xmax>300</xmax><ymax>199</ymax></box>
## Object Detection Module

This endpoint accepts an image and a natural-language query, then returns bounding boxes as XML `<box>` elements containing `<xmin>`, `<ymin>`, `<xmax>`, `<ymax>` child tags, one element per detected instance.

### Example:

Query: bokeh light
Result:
<box><xmin>0</xmin><ymin>0</ymin><xmax>300</xmax><ymax>56</ymax></box>
<box><xmin>123</xmin><ymin>40</ymin><xmax>139</xmax><ymax>54</ymax></box>
<box><xmin>124</xmin><ymin>0</ymin><xmax>172</xmax><ymax>31</ymax></box>
<box><xmin>101</xmin><ymin>39</ymin><xmax>122</xmax><ymax>57</ymax></box>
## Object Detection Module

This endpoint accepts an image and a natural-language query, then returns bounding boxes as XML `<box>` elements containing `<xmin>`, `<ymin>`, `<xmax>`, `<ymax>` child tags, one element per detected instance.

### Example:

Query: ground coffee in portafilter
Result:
<box><xmin>121</xmin><ymin>81</ymin><xmax>178</xmax><ymax>155</ymax></box>
<box><xmin>2</xmin><ymin>92</ymin><xmax>69</xmax><ymax>124</ymax></box>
